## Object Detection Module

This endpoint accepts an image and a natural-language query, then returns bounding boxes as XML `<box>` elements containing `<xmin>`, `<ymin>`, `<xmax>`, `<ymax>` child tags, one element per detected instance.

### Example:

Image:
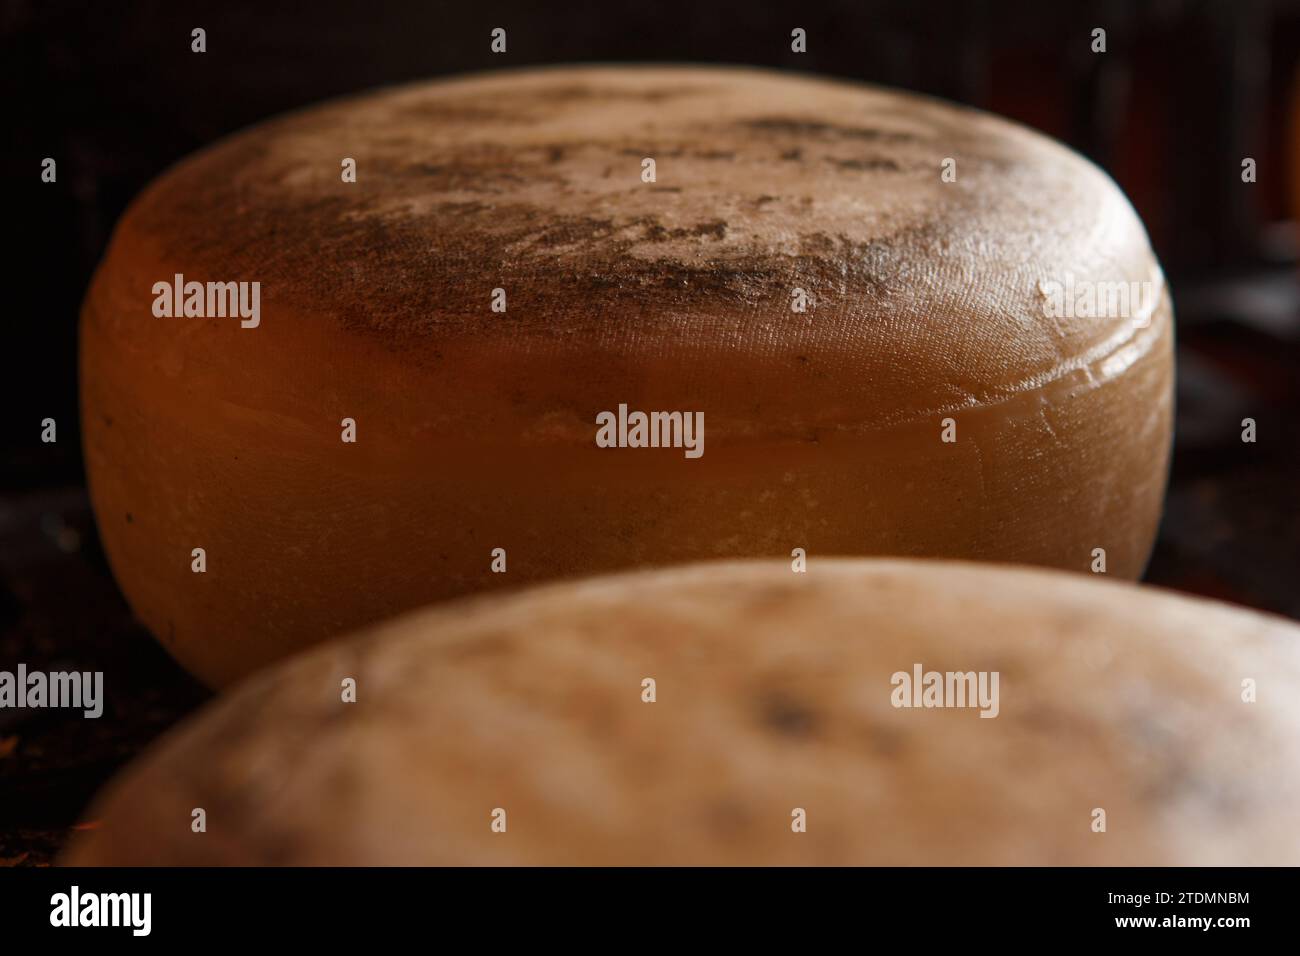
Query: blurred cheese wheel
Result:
<box><xmin>65</xmin><ymin>559</ymin><xmax>1299</xmax><ymax>866</ymax></box>
<box><xmin>80</xmin><ymin>66</ymin><xmax>1174</xmax><ymax>687</ymax></box>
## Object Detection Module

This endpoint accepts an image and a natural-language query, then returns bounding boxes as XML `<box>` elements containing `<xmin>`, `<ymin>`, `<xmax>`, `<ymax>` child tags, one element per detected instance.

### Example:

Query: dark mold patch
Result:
<box><xmin>122</xmin><ymin>75</ymin><xmax>984</xmax><ymax>356</ymax></box>
<box><xmin>521</xmin><ymin>83</ymin><xmax>706</xmax><ymax>104</ymax></box>
<box><xmin>640</xmin><ymin>220</ymin><xmax>728</xmax><ymax>242</ymax></box>
<box><xmin>827</xmin><ymin>156</ymin><xmax>903</xmax><ymax>172</ymax></box>
<box><xmin>744</xmin><ymin>117</ymin><xmax>919</xmax><ymax>143</ymax></box>
<box><xmin>760</xmin><ymin>693</ymin><xmax>818</xmax><ymax>738</ymax></box>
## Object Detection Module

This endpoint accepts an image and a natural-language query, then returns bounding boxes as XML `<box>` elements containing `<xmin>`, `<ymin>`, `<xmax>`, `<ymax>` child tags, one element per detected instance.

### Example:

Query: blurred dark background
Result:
<box><xmin>2</xmin><ymin>0</ymin><xmax>1298</xmax><ymax>864</ymax></box>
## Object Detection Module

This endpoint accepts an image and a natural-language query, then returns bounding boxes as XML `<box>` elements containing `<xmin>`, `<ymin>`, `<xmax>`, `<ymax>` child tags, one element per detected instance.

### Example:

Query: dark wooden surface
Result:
<box><xmin>0</xmin><ymin>492</ymin><xmax>209</xmax><ymax>867</ymax></box>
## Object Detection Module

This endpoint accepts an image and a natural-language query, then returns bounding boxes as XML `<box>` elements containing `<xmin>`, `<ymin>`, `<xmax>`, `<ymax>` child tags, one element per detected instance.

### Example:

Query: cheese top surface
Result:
<box><xmin>108</xmin><ymin>65</ymin><xmax>1167</xmax><ymax>432</ymax></box>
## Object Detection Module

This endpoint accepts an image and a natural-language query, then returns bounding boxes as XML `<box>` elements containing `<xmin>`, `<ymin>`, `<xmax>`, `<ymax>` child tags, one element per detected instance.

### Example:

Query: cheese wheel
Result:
<box><xmin>80</xmin><ymin>66</ymin><xmax>1174</xmax><ymax>687</ymax></box>
<box><xmin>64</xmin><ymin>558</ymin><xmax>1299</xmax><ymax>866</ymax></box>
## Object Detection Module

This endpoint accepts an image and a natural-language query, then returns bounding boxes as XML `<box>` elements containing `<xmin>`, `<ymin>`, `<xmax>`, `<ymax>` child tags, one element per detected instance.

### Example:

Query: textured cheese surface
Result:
<box><xmin>65</xmin><ymin>559</ymin><xmax>1300</xmax><ymax>866</ymax></box>
<box><xmin>81</xmin><ymin>66</ymin><xmax>1174</xmax><ymax>686</ymax></box>
<box><xmin>112</xmin><ymin>65</ymin><xmax>1166</xmax><ymax>430</ymax></box>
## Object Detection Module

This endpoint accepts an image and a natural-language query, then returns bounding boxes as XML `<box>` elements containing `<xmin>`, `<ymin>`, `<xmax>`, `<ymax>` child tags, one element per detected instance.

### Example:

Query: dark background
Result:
<box><xmin>2</xmin><ymin>0</ymin><xmax>1298</xmax><ymax>864</ymax></box>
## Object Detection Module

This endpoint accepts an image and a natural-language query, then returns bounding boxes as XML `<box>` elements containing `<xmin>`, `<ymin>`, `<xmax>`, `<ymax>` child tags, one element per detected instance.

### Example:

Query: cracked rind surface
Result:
<box><xmin>80</xmin><ymin>65</ymin><xmax>1174</xmax><ymax>687</ymax></box>
<box><xmin>64</xmin><ymin>559</ymin><xmax>1300</xmax><ymax>866</ymax></box>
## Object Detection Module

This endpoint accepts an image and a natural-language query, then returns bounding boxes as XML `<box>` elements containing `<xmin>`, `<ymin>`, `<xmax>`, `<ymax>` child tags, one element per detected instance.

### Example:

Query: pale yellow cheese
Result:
<box><xmin>65</xmin><ymin>559</ymin><xmax>1299</xmax><ymax>866</ymax></box>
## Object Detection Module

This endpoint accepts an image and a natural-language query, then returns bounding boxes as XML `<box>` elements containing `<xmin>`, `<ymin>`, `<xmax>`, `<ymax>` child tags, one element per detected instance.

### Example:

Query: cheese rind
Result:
<box><xmin>80</xmin><ymin>66</ymin><xmax>1174</xmax><ymax>687</ymax></box>
<box><xmin>64</xmin><ymin>559</ymin><xmax>1300</xmax><ymax>866</ymax></box>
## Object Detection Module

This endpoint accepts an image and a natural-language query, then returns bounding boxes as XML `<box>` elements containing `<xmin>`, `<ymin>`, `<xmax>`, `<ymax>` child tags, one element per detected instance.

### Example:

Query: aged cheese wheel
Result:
<box><xmin>80</xmin><ymin>66</ymin><xmax>1174</xmax><ymax>687</ymax></box>
<box><xmin>64</xmin><ymin>559</ymin><xmax>1299</xmax><ymax>866</ymax></box>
